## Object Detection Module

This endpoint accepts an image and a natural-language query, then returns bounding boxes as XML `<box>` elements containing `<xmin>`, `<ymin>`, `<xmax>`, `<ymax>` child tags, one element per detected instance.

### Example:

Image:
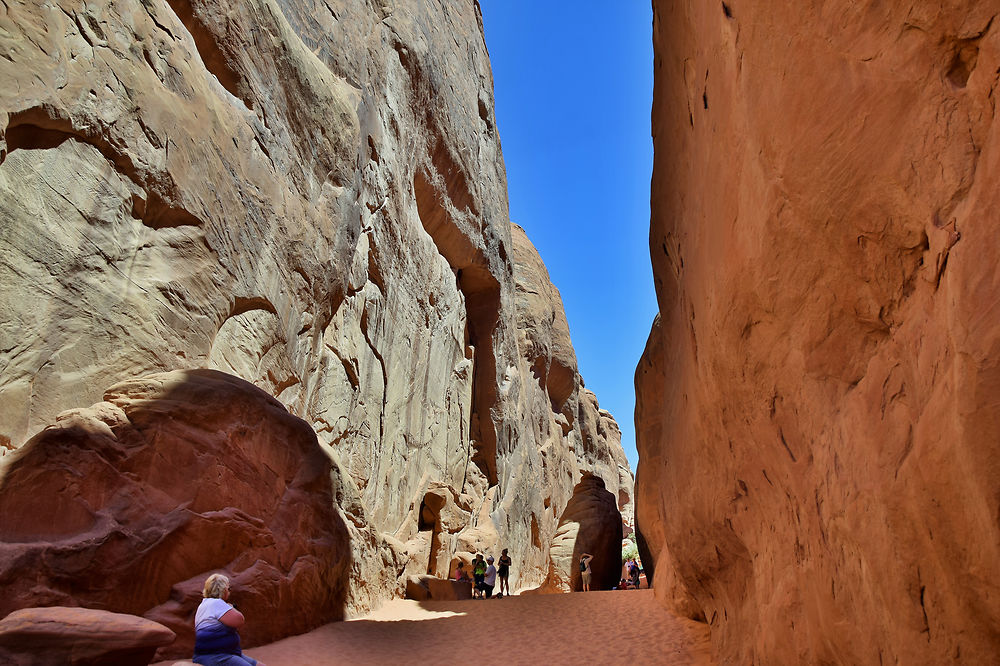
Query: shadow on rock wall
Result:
<box><xmin>0</xmin><ymin>369</ymin><xmax>351</xmax><ymax>660</ymax></box>
<box><xmin>524</xmin><ymin>473</ymin><xmax>623</xmax><ymax>594</ymax></box>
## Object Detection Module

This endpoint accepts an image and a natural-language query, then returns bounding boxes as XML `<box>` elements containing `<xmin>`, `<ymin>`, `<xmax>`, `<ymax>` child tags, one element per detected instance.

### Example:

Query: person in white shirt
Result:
<box><xmin>192</xmin><ymin>574</ymin><xmax>266</xmax><ymax>666</ymax></box>
<box><xmin>483</xmin><ymin>556</ymin><xmax>498</xmax><ymax>598</ymax></box>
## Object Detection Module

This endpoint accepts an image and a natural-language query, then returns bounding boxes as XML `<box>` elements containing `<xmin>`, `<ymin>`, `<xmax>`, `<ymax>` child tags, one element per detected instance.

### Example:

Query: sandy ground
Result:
<box><xmin>159</xmin><ymin>589</ymin><xmax>712</xmax><ymax>666</ymax></box>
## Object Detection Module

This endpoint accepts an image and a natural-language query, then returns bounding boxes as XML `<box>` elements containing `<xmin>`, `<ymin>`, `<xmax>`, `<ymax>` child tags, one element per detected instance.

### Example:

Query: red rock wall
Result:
<box><xmin>0</xmin><ymin>370</ymin><xmax>350</xmax><ymax>659</ymax></box>
<box><xmin>637</xmin><ymin>1</ymin><xmax>1000</xmax><ymax>663</ymax></box>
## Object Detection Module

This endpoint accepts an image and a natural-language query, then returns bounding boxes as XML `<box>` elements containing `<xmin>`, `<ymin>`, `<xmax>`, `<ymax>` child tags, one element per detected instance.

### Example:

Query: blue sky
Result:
<box><xmin>479</xmin><ymin>2</ymin><xmax>656</xmax><ymax>471</ymax></box>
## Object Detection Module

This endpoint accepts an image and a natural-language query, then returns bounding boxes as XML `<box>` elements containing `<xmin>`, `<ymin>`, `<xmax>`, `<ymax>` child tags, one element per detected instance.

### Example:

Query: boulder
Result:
<box><xmin>526</xmin><ymin>474</ymin><xmax>623</xmax><ymax>593</ymax></box>
<box><xmin>0</xmin><ymin>606</ymin><xmax>175</xmax><ymax>665</ymax></box>
<box><xmin>404</xmin><ymin>576</ymin><xmax>432</xmax><ymax>603</ymax></box>
<box><xmin>639</xmin><ymin>1</ymin><xmax>1000</xmax><ymax>662</ymax></box>
<box><xmin>404</xmin><ymin>575</ymin><xmax>473</xmax><ymax>602</ymax></box>
<box><xmin>0</xmin><ymin>369</ymin><xmax>350</xmax><ymax>660</ymax></box>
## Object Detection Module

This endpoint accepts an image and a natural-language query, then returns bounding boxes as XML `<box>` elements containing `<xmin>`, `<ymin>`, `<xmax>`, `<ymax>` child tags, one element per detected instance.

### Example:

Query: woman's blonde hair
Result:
<box><xmin>203</xmin><ymin>573</ymin><xmax>230</xmax><ymax>599</ymax></box>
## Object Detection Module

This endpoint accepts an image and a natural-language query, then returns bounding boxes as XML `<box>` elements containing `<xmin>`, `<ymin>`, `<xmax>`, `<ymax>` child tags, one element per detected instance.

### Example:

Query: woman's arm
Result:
<box><xmin>219</xmin><ymin>607</ymin><xmax>245</xmax><ymax>629</ymax></box>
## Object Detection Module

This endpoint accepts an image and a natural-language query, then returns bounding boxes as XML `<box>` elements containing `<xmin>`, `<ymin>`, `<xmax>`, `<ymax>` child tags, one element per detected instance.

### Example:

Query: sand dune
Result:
<box><xmin>158</xmin><ymin>589</ymin><xmax>712</xmax><ymax>666</ymax></box>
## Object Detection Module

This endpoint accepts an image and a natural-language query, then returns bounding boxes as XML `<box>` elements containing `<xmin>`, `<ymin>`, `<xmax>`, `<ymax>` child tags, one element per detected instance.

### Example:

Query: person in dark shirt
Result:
<box><xmin>579</xmin><ymin>553</ymin><xmax>594</xmax><ymax>592</ymax></box>
<box><xmin>497</xmin><ymin>548</ymin><xmax>512</xmax><ymax>597</ymax></box>
<box><xmin>472</xmin><ymin>554</ymin><xmax>487</xmax><ymax>599</ymax></box>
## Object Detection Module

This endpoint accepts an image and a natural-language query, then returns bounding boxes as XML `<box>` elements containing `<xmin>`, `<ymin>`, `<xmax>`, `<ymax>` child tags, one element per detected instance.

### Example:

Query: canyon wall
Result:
<box><xmin>0</xmin><ymin>0</ymin><xmax>631</xmax><ymax>654</ymax></box>
<box><xmin>510</xmin><ymin>223</ymin><xmax>633</xmax><ymax>592</ymax></box>
<box><xmin>637</xmin><ymin>1</ymin><xmax>1000</xmax><ymax>663</ymax></box>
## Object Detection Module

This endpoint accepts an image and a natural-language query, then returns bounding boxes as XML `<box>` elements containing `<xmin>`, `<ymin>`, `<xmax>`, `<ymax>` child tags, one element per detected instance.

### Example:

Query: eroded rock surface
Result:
<box><xmin>0</xmin><ymin>370</ymin><xmax>349</xmax><ymax>658</ymax></box>
<box><xmin>638</xmin><ymin>2</ymin><xmax>1000</xmax><ymax>663</ymax></box>
<box><xmin>0</xmin><ymin>606</ymin><xmax>176</xmax><ymax>666</ymax></box>
<box><xmin>0</xmin><ymin>0</ymin><xmax>632</xmax><ymax>651</ymax></box>
<box><xmin>527</xmin><ymin>473</ymin><xmax>623</xmax><ymax>593</ymax></box>
<box><xmin>505</xmin><ymin>223</ymin><xmax>635</xmax><ymax>592</ymax></box>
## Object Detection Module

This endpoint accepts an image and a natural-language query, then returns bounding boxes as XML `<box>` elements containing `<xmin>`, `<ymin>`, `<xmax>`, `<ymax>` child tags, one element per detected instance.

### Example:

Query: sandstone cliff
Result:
<box><xmin>637</xmin><ymin>1</ymin><xmax>1000</xmax><ymax>663</ymax></box>
<box><xmin>510</xmin><ymin>223</ymin><xmax>633</xmax><ymax>592</ymax></box>
<box><xmin>0</xmin><ymin>370</ymin><xmax>351</xmax><ymax>655</ymax></box>
<box><xmin>0</xmin><ymin>0</ymin><xmax>631</xmax><ymax>654</ymax></box>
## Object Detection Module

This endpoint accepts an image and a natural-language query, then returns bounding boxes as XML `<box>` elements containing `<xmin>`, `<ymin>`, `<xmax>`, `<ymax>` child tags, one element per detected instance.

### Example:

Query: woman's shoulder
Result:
<box><xmin>196</xmin><ymin>597</ymin><xmax>233</xmax><ymax>621</ymax></box>
<box><xmin>200</xmin><ymin>597</ymin><xmax>232</xmax><ymax>609</ymax></box>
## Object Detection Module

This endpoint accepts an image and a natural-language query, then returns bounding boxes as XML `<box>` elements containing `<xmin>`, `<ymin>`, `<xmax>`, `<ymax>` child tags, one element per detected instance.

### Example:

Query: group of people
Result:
<box><xmin>454</xmin><ymin>548</ymin><xmax>512</xmax><ymax>598</ymax></box>
<box><xmin>614</xmin><ymin>558</ymin><xmax>643</xmax><ymax>590</ymax></box>
<box><xmin>186</xmin><ymin>548</ymin><xmax>623</xmax><ymax>663</ymax></box>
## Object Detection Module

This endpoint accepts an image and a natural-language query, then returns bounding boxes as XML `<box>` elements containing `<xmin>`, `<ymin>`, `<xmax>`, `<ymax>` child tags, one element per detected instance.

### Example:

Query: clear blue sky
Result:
<box><xmin>479</xmin><ymin>2</ymin><xmax>656</xmax><ymax>471</ymax></box>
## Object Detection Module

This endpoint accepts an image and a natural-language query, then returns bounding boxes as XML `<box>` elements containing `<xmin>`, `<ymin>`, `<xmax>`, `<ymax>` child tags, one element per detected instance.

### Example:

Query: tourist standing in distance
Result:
<box><xmin>192</xmin><ymin>573</ymin><xmax>266</xmax><ymax>666</ymax></box>
<box><xmin>483</xmin><ymin>556</ymin><xmax>498</xmax><ymax>598</ymax></box>
<box><xmin>579</xmin><ymin>553</ymin><xmax>594</xmax><ymax>592</ymax></box>
<box><xmin>497</xmin><ymin>548</ymin><xmax>512</xmax><ymax>597</ymax></box>
<box><xmin>472</xmin><ymin>553</ymin><xmax>487</xmax><ymax>599</ymax></box>
<box><xmin>629</xmin><ymin>559</ymin><xmax>641</xmax><ymax>589</ymax></box>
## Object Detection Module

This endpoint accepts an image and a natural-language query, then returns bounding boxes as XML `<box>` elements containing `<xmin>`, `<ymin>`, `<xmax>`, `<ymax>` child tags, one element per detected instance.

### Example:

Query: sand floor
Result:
<box><xmin>161</xmin><ymin>589</ymin><xmax>712</xmax><ymax>666</ymax></box>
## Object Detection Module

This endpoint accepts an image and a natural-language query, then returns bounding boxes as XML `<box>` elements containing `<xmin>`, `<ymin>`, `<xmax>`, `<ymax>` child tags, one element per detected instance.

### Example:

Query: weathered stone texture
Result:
<box><xmin>0</xmin><ymin>0</ymin><xmax>632</xmax><ymax>653</ymax></box>
<box><xmin>526</xmin><ymin>473</ymin><xmax>624</xmax><ymax>594</ymax></box>
<box><xmin>509</xmin><ymin>223</ymin><xmax>634</xmax><ymax>591</ymax></box>
<box><xmin>0</xmin><ymin>370</ymin><xmax>349</xmax><ymax>658</ymax></box>
<box><xmin>0</xmin><ymin>606</ymin><xmax>176</xmax><ymax>666</ymax></box>
<box><xmin>638</xmin><ymin>1</ymin><xmax>1000</xmax><ymax>663</ymax></box>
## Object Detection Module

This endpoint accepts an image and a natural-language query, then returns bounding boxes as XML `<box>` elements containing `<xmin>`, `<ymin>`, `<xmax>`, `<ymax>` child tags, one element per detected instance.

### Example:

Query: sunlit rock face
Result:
<box><xmin>509</xmin><ymin>224</ymin><xmax>633</xmax><ymax>592</ymax></box>
<box><xmin>0</xmin><ymin>0</ymin><xmax>632</xmax><ymax>641</ymax></box>
<box><xmin>637</xmin><ymin>1</ymin><xmax>1000</xmax><ymax>663</ymax></box>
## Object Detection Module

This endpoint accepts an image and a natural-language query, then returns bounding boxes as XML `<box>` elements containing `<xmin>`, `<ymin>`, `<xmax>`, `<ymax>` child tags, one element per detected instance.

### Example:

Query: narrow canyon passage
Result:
<box><xmin>5</xmin><ymin>0</ymin><xmax>997</xmax><ymax>662</ymax></box>
<box><xmin>189</xmin><ymin>591</ymin><xmax>712</xmax><ymax>666</ymax></box>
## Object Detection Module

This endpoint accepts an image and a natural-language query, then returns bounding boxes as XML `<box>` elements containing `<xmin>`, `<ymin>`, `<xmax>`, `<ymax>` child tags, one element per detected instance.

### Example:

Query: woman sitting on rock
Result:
<box><xmin>193</xmin><ymin>573</ymin><xmax>266</xmax><ymax>666</ymax></box>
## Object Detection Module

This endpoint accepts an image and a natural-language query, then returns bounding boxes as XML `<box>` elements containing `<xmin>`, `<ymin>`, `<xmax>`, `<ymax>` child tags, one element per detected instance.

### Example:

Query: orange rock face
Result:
<box><xmin>0</xmin><ymin>370</ymin><xmax>350</xmax><ymax>659</ymax></box>
<box><xmin>638</xmin><ymin>1</ymin><xmax>1000</xmax><ymax>663</ymax></box>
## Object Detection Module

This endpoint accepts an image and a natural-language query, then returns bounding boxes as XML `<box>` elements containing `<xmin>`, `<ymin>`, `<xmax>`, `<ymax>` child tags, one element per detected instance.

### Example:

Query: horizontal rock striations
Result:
<box><xmin>638</xmin><ymin>1</ymin><xmax>1000</xmax><ymax>663</ymax></box>
<box><xmin>0</xmin><ymin>0</ymin><xmax>632</xmax><ymax>652</ymax></box>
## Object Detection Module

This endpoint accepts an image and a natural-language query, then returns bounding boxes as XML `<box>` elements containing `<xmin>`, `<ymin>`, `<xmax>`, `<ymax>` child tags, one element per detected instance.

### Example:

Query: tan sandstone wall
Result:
<box><xmin>637</xmin><ymin>1</ymin><xmax>1000</xmax><ymax>663</ymax></box>
<box><xmin>0</xmin><ymin>0</ymin><xmax>631</xmax><ymax>646</ymax></box>
<box><xmin>510</xmin><ymin>223</ymin><xmax>633</xmax><ymax>592</ymax></box>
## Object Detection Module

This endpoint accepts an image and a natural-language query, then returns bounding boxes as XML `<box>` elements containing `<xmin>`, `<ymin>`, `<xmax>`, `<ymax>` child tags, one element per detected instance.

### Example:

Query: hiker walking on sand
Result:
<box><xmin>579</xmin><ymin>553</ymin><xmax>594</xmax><ymax>592</ymax></box>
<box><xmin>497</xmin><ymin>548</ymin><xmax>512</xmax><ymax>597</ymax></box>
